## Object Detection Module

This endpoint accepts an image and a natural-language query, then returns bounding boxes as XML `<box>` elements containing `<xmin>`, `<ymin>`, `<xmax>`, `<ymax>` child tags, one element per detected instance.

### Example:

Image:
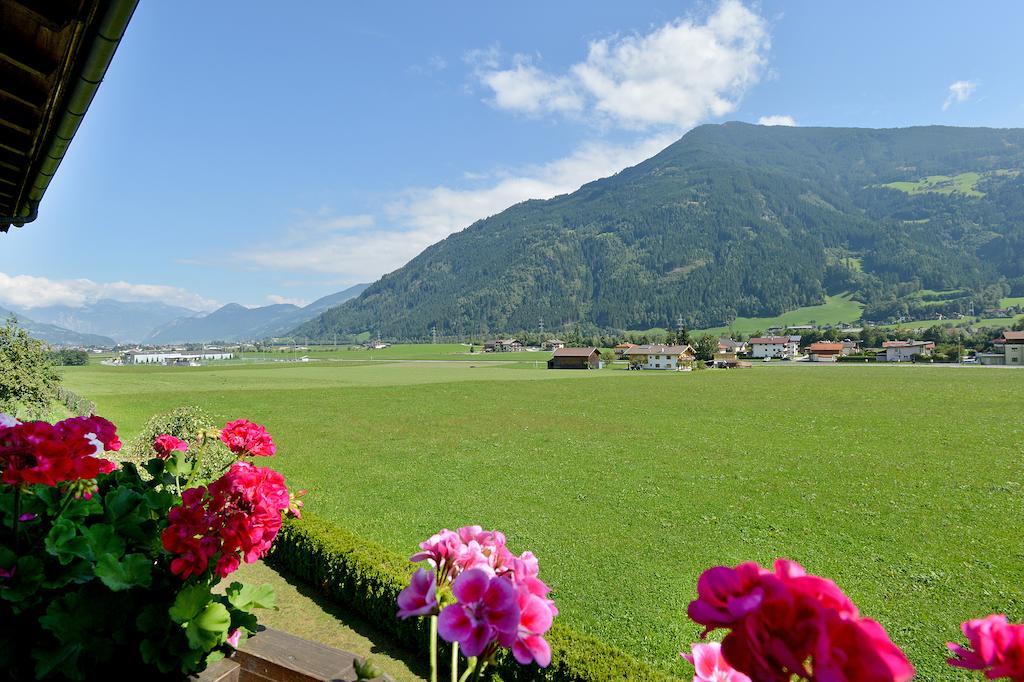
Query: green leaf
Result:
<box><xmin>165</xmin><ymin>449</ymin><xmax>193</xmax><ymax>477</ymax></box>
<box><xmin>94</xmin><ymin>553</ymin><xmax>152</xmax><ymax>591</ymax></box>
<box><xmin>44</xmin><ymin>518</ymin><xmax>88</xmax><ymax>564</ymax></box>
<box><xmin>184</xmin><ymin>602</ymin><xmax>230</xmax><ymax>650</ymax></box>
<box><xmin>83</xmin><ymin>524</ymin><xmax>126</xmax><ymax>561</ymax></box>
<box><xmin>170</xmin><ymin>583</ymin><xmax>211</xmax><ymax>623</ymax></box>
<box><xmin>225</xmin><ymin>582</ymin><xmax>276</xmax><ymax>611</ymax></box>
<box><xmin>102</xmin><ymin>487</ymin><xmax>142</xmax><ymax>521</ymax></box>
<box><xmin>32</xmin><ymin>643</ymin><xmax>82</xmax><ymax>680</ymax></box>
<box><xmin>0</xmin><ymin>555</ymin><xmax>44</xmax><ymax>603</ymax></box>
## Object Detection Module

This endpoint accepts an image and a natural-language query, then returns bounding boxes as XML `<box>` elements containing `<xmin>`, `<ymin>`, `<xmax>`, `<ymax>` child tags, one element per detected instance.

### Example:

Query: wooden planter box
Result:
<box><xmin>194</xmin><ymin>628</ymin><xmax>393</xmax><ymax>682</ymax></box>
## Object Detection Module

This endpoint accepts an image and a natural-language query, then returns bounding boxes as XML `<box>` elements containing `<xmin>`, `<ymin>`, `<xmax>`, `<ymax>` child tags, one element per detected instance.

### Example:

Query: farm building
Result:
<box><xmin>121</xmin><ymin>350</ymin><xmax>233</xmax><ymax>365</ymax></box>
<box><xmin>547</xmin><ymin>347</ymin><xmax>601</xmax><ymax>369</ymax></box>
<box><xmin>624</xmin><ymin>344</ymin><xmax>696</xmax><ymax>370</ymax></box>
<box><xmin>880</xmin><ymin>340</ymin><xmax>935</xmax><ymax>362</ymax></box>
<box><xmin>980</xmin><ymin>330</ymin><xmax>1024</xmax><ymax>365</ymax></box>
<box><xmin>484</xmin><ymin>339</ymin><xmax>522</xmax><ymax>352</ymax></box>
<box><xmin>807</xmin><ymin>342</ymin><xmax>846</xmax><ymax>362</ymax></box>
<box><xmin>542</xmin><ymin>339</ymin><xmax>566</xmax><ymax>350</ymax></box>
<box><xmin>749</xmin><ymin>336</ymin><xmax>800</xmax><ymax>359</ymax></box>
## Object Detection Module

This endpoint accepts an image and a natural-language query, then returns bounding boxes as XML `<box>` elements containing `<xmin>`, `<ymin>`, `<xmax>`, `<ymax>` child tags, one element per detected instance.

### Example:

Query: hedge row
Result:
<box><xmin>266</xmin><ymin>513</ymin><xmax>681</xmax><ymax>682</ymax></box>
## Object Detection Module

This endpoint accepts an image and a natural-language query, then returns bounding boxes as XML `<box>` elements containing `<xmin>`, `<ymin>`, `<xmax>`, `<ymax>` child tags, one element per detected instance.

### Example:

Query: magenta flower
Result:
<box><xmin>682</xmin><ymin>642</ymin><xmax>751</xmax><ymax>682</ymax></box>
<box><xmin>410</xmin><ymin>529</ymin><xmax>463</xmax><ymax>578</ymax></box>
<box><xmin>226</xmin><ymin>628</ymin><xmax>242</xmax><ymax>648</ymax></box>
<box><xmin>687</xmin><ymin>562</ymin><xmax>770</xmax><ymax>633</ymax></box>
<box><xmin>220</xmin><ymin>419</ymin><xmax>276</xmax><ymax>457</ymax></box>
<box><xmin>510</xmin><ymin>581</ymin><xmax>555</xmax><ymax>666</ymax></box>
<box><xmin>152</xmin><ymin>434</ymin><xmax>188</xmax><ymax>459</ymax></box>
<box><xmin>948</xmin><ymin>614</ymin><xmax>1024</xmax><ymax>679</ymax></box>
<box><xmin>438</xmin><ymin>569</ymin><xmax>520</xmax><ymax>657</ymax></box>
<box><xmin>397</xmin><ymin>568</ymin><xmax>438</xmax><ymax>619</ymax></box>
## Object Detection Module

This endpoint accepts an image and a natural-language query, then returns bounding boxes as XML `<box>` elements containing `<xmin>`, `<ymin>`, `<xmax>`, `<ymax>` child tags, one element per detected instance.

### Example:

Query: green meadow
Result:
<box><xmin>691</xmin><ymin>293</ymin><xmax>864</xmax><ymax>336</ymax></box>
<box><xmin>62</xmin><ymin>358</ymin><xmax>1024</xmax><ymax>679</ymax></box>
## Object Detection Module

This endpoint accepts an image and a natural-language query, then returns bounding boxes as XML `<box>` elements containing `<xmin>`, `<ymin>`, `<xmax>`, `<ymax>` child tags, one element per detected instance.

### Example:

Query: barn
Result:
<box><xmin>547</xmin><ymin>347</ymin><xmax>601</xmax><ymax>370</ymax></box>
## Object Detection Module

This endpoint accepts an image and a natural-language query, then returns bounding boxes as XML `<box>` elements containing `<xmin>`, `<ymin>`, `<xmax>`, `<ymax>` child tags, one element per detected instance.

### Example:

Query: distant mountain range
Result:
<box><xmin>293</xmin><ymin>123</ymin><xmax>1024</xmax><ymax>339</ymax></box>
<box><xmin>12</xmin><ymin>300</ymin><xmax>197</xmax><ymax>344</ymax></box>
<box><xmin>144</xmin><ymin>283</ymin><xmax>369</xmax><ymax>344</ymax></box>
<box><xmin>1</xmin><ymin>307</ymin><xmax>116</xmax><ymax>347</ymax></box>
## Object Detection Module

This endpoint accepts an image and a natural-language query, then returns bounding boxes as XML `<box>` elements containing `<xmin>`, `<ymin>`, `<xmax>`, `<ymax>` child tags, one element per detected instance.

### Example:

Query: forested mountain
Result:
<box><xmin>294</xmin><ymin>124</ymin><xmax>1024</xmax><ymax>339</ymax></box>
<box><xmin>145</xmin><ymin>283</ymin><xmax>369</xmax><ymax>343</ymax></box>
<box><xmin>1</xmin><ymin>308</ymin><xmax>115</xmax><ymax>347</ymax></box>
<box><xmin>12</xmin><ymin>299</ymin><xmax>197</xmax><ymax>343</ymax></box>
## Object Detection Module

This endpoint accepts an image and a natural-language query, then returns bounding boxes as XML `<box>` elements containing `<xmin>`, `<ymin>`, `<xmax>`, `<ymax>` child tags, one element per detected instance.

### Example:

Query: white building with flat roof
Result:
<box><xmin>121</xmin><ymin>350</ymin><xmax>233</xmax><ymax>365</ymax></box>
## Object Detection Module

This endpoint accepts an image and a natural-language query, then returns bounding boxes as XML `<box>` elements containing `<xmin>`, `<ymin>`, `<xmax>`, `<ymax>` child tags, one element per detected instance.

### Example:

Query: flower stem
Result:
<box><xmin>457</xmin><ymin>658</ymin><xmax>476</xmax><ymax>682</ymax></box>
<box><xmin>429</xmin><ymin>615</ymin><xmax>438</xmax><ymax>682</ymax></box>
<box><xmin>183</xmin><ymin>440</ymin><xmax>206</xmax><ymax>490</ymax></box>
<box><xmin>450</xmin><ymin>642</ymin><xmax>458</xmax><ymax>682</ymax></box>
<box><xmin>468</xmin><ymin>660</ymin><xmax>487</xmax><ymax>682</ymax></box>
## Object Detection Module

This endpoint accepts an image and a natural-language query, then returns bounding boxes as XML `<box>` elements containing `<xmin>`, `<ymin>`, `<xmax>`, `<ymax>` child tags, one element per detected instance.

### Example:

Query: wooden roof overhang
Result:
<box><xmin>0</xmin><ymin>0</ymin><xmax>137</xmax><ymax>232</ymax></box>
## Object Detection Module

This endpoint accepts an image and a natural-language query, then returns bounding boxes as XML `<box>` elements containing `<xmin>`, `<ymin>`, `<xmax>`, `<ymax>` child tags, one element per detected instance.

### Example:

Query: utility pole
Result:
<box><xmin>431</xmin><ymin>325</ymin><xmax>438</xmax><ymax>345</ymax></box>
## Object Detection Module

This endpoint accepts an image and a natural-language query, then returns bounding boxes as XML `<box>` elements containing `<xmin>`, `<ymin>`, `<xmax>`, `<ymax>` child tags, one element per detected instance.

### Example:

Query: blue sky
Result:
<box><xmin>2</xmin><ymin>0</ymin><xmax>1022</xmax><ymax>312</ymax></box>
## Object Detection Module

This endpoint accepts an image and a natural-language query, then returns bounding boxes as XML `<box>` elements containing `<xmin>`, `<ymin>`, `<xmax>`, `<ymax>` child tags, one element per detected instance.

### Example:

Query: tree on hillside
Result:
<box><xmin>0</xmin><ymin>317</ymin><xmax>60</xmax><ymax>417</ymax></box>
<box><xmin>694</xmin><ymin>334</ymin><xmax>719</xmax><ymax>362</ymax></box>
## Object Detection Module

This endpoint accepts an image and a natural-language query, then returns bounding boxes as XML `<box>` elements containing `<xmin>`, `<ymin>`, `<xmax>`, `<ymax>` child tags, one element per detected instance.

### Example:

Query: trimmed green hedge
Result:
<box><xmin>266</xmin><ymin>513</ymin><xmax>681</xmax><ymax>681</ymax></box>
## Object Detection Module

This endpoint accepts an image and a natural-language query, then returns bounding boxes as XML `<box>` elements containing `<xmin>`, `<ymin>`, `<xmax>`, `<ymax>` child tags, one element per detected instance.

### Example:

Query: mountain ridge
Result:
<box><xmin>294</xmin><ymin>123</ymin><xmax>1024</xmax><ymax>339</ymax></box>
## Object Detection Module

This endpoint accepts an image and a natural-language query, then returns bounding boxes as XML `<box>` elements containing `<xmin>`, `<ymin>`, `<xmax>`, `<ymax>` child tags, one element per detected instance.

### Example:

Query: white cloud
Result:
<box><xmin>943</xmin><ymin>80</ymin><xmax>977</xmax><ymax>110</ymax></box>
<box><xmin>472</xmin><ymin>0</ymin><xmax>769</xmax><ymax>130</ymax></box>
<box><xmin>266</xmin><ymin>294</ymin><xmax>309</xmax><ymax>306</ymax></box>
<box><xmin>757</xmin><ymin>114</ymin><xmax>796</xmax><ymax>126</ymax></box>
<box><xmin>0</xmin><ymin>272</ymin><xmax>219</xmax><ymax>311</ymax></box>
<box><xmin>234</xmin><ymin>134</ymin><xmax>675</xmax><ymax>279</ymax></box>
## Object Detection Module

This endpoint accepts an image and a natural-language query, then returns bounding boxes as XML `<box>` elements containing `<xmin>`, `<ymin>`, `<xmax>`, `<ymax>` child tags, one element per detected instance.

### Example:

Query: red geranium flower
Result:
<box><xmin>219</xmin><ymin>419</ymin><xmax>276</xmax><ymax>457</ymax></box>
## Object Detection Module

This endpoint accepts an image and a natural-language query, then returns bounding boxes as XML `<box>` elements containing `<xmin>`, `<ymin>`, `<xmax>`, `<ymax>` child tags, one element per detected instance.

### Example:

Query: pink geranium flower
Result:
<box><xmin>397</xmin><ymin>568</ymin><xmax>438</xmax><ymax>619</ymax></box>
<box><xmin>152</xmin><ymin>434</ymin><xmax>188</xmax><ymax>459</ymax></box>
<box><xmin>226</xmin><ymin>629</ymin><xmax>242</xmax><ymax>648</ymax></box>
<box><xmin>688</xmin><ymin>559</ymin><xmax>913</xmax><ymax>682</ymax></box>
<box><xmin>682</xmin><ymin>642</ymin><xmax>750</xmax><ymax>682</ymax></box>
<box><xmin>220</xmin><ymin>419</ymin><xmax>276</xmax><ymax>457</ymax></box>
<box><xmin>438</xmin><ymin>569</ymin><xmax>520</xmax><ymax>657</ymax></box>
<box><xmin>948</xmin><ymin>614</ymin><xmax>1024</xmax><ymax>680</ymax></box>
<box><xmin>510</xmin><ymin>579</ymin><xmax>555</xmax><ymax>666</ymax></box>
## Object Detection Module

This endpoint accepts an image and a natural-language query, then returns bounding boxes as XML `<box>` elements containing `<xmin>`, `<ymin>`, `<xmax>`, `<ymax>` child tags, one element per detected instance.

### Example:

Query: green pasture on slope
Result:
<box><xmin>62</xmin><ymin>361</ymin><xmax>1024</xmax><ymax>680</ymax></box>
<box><xmin>691</xmin><ymin>293</ymin><xmax>864</xmax><ymax>336</ymax></box>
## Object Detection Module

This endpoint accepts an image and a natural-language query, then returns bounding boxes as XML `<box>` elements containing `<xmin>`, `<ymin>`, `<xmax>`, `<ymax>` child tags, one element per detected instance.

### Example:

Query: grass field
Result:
<box><xmin>61</xmin><ymin>358</ymin><xmax>1024</xmax><ymax>679</ymax></box>
<box><xmin>881</xmin><ymin>172</ymin><xmax>986</xmax><ymax>197</ymax></box>
<box><xmin>691</xmin><ymin>293</ymin><xmax>864</xmax><ymax>336</ymax></box>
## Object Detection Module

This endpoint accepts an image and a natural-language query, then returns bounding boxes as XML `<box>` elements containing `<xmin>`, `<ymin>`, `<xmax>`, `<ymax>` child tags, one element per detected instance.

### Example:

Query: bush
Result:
<box><xmin>48</xmin><ymin>349</ymin><xmax>89</xmax><ymax>366</ymax></box>
<box><xmin>120</xmin><ymin>406</ymin><xmax>237</xmax><ymax>485</ymax></box>
<box><xmin>268</xmin><ymin>513</ymin><xmax>680</xmax><ymax>682</ymax></box>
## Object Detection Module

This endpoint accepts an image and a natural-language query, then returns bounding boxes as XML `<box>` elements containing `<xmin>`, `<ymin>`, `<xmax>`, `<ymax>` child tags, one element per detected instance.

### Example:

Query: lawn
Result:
<box><xmin>61</xmin><ymin>360</ymin><xmax>1024</xmax><ymax>680</ymax></box>
<box><xmin>691</xmin><ymin>293</ymin><xmax>864</xmax><ymax>337</ymax></box>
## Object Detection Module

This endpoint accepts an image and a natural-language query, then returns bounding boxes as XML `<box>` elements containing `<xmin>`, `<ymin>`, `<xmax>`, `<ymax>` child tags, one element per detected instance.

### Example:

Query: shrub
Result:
<box><xmin>121</xmin><ymin>406</ymin><xmax>236</xmax><ymax>485</ymax></box>
<box><xmin>268</xmin><ymin>513</ymin><xmax>680</xmax><ymax>681</ymax></box>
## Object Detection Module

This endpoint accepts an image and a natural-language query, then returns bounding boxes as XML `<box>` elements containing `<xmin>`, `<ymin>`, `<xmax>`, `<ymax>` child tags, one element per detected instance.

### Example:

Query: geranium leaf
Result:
<box><xmin>94</xmin><ymin>553</ymin><xmax>152</xmax><ymax>591</ymax></box>
<box><xmin>170</xmin><ymin>584</ymin><xmax>211</xmax><ymax>623</ymax></box>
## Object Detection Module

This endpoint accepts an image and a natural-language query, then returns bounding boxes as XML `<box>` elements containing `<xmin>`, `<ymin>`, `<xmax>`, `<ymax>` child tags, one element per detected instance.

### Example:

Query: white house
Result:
<box><xmin>748</xmin><ymin>336</ymin><xmax>800</xmax><ymax>359</ymax></box>
<box><xmin>880</xmin><ymin>340</ymin><xmax>935</xmax><ymax>362</ymax></box>
<box><xmin>623</xmin><ymin>344</ymin><xmax>696</xmax><ymax>370</ymax></box>
<box><xmin>121</xmin><ymin>350</ymin><xmax>233</xmax><ymax>365</ymax></box>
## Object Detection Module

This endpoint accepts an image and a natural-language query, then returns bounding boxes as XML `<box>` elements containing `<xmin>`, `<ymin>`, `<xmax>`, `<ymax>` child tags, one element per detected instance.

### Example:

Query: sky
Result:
<box><xmin>2</xmin><ymin>0</ymin><xmax>1023</xmax><ymax>312</ymax></box>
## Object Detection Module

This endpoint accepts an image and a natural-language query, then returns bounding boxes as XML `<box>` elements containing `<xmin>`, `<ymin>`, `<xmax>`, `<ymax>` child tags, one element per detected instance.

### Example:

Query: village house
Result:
<box><xmin>613</xmin><ymin>342</ymin><xmax>637</xmax><ymax>357</ymax></box>
<box><xmin>979</xmin><ymin>330</ymin><xmax>1024</xmax><ymax>365</ymax></box>
<box><xmin>542</xmin><ymin>339</ymin><xmax>566</xmax><ymax>350</ymax></box>
<box><xmin>712</xmin><ymin>351</ymin><xmax>752</xmax><ymax>369</ymax></box>
<box><xmin>718</xmin><ymin>338</ymin><xmax>748</xmax><ymax>354</ymax></box>
<box><xmin>806</xmin><ymin>341</ymin><xmax>846</xmax><ymax>362</ymax></box>
<box><xmin>749</xmin><ymin>336</ymin><xmax>800</xmax><ymax>359</ymax></box>
<box><xmin>879</xmin><ymin>340</ymin><xmax>935</xmax><ymax>362</ymax></box>
<box><xmin>624</xmin><ymin>344</ymin><xmax>696</xmax><ymax>370</ymax></box>
<box><xmin>484</xmin><ymin>338</ymin><xmax>522</xmax><ymax>352</ymax></box>
<box><xmin>547</xmin><ymin>347</ymin><xmax>602</xmax><ymax>369</ymax></box>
